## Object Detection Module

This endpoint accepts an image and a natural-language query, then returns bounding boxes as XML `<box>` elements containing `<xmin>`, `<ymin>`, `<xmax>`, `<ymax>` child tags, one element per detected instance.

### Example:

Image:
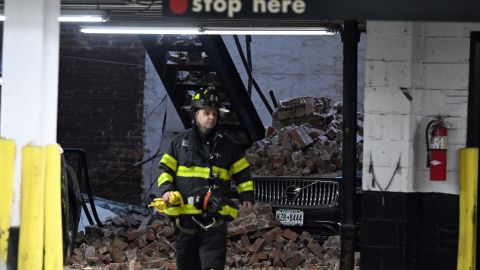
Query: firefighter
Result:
<box><xmin>155</xmin><ymin>87</ymin><xmax>254</xmax><ymax>270</ymax></box>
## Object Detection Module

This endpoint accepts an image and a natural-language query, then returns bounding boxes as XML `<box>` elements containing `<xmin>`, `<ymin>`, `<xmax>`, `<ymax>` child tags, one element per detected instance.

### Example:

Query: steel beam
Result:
<box><xmin>340</xmin><ymin>20</ymin><xmax>360</xmax><ymax>270</ymax></box>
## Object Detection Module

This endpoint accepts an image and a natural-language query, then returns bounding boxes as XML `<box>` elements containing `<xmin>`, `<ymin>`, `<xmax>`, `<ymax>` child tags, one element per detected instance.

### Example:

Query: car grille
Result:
<box><xmin>254</xmin><ymin>177</ymin><xmax>339</xmax><ymax>208</ymax></box>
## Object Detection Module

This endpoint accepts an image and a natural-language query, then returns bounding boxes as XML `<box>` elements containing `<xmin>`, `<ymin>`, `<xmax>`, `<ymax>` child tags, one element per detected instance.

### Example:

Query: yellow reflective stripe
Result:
<box><xmin>162</xmin><ymin>203</ymin><xmax>237</xmax><ymax>219</ymax></box>
<box><xmin>237</xmin><ymin>180</ymin><xmax>254</xmax><ymax>193</ymax></box>
<box><xmin>177</xmin><ymin>166</ymin><xmax>230</xmax><ymax>181</ymax></box>
<box><xmin>213</xmin><ymin>166</ymin><xmax>230</xmax><ymax>180</ymax></box>
<box><xmin>218</xmin><ymin>205</ymin><xmax>238</xmax><ymax>219</ymax></box>
<box><xmin>160</xmin><ymin>154</ymin><xmax>178</xmax><ymax>172</ymax></box>
<box><xmin>230</xmin><ymin>157</ymin><xmax>249</xmax><ymax>175</ymax></box>
<box><xmin>163</xmin><ymin>203</ymin><xmax>203</xmax><ymax>216</ymax></box>
<box><xmin>183</xmin><ymin>204</ymin><xmax>203</xmax><ymax>214</ymax></box>
<box><xmin>157</xmin><ymin>172</ymin><xmax>174</xmax><ymax>187</ymax></box>
<box><xmin>164</xmin><ymin>206</ymin><xmax>182</xmax><ymax>216</ymax></box>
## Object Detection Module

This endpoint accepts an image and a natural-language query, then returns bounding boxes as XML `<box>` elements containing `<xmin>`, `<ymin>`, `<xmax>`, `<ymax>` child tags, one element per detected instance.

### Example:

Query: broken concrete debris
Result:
<box><xmin>246</xmin><ymin>96</ymin><xmax>364</xmax><ymax>176</ymax></box>
<box><xmin>65</xmin><ymin>203</ymin><xmax>359</xmax><ymax>270</ymax></box>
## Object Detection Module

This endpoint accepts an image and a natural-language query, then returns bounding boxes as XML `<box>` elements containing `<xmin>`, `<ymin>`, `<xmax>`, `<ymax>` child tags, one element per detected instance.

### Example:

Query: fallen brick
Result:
<box><xmin>145</xmin><ymin>228</ymin><xmax>156</xmax><ymax>242</ymax></box>
<box><xmin>111</xmin><ymin>248</ymin><xmax>124</xmax><ymax>263</ymax></box>
<box><xmin>308</xmin><ymin>240</ymin><xmax>325</xmax><ymax>258</ymax></box>
<box><xmin>282</xmin><ymin>228</ymin><xmax>299</xmax><ymax>242</ymax></box>
<box><xmin>285</xmin><ymin>253</ymin><xmax>306</xmax><ymax>268</ymax></box>
<box><xmin>240</xmin><ymin>235</ymin><xmax>250</xmax><ymax>250</ymax></box>
<box><xmin>112</xmin><ymin>237</ymin><xmax>128</xmax><ymax>251</ymax></box>
<box><xmin>248</xmin><ymin>238</ymin><xmax>266</xmax><ymax>253</ymax></box>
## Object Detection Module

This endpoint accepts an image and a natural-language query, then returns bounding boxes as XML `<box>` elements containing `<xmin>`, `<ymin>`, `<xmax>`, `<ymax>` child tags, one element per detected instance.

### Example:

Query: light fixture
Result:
<box><xmin>202</xmin><ymin>27</ymin><xmax>335</xmax><ymax>35</ymax></box>
<box><xmin>0</xmin><ymin>10</ymin><xmax>107</xmax><ymax>23</ymax></box>
<box><xmin>58</xmin><ymin>15</ymin><xmax>106</xmax><ymax>23</ymax></box>
<box><xmin>81</xmin><ymin>26</ymin><xmax>201</xmax><ymax>35</ymax></box>
<box><xmin>80</xmin><ymin>26</ymin><xmax>335</xmax><ymax>35</ymax></box>
<box><xmin>58</xmin><ymin>10</ymin><xmax>107</xmax><ymax>23</ymax></box>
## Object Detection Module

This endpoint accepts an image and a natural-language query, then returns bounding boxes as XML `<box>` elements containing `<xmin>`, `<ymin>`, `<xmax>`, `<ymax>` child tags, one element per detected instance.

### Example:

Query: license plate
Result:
<box><xmin>275</xmin><ymin>209</ymin><xmax>304</xmax><ymax>226</ymax></box>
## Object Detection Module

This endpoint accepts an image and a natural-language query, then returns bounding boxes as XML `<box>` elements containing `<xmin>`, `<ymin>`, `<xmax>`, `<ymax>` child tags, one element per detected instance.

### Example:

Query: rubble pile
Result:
<box><xmin>225</xmin><ymin>203</ymin><xmax>351</xmax><ymax>269</ymax></box>
<box><xmin>65</xmin><ymin>203</ymin><xmax>357</xmax><ymax>270</ymax></box>
<box><xmin>246</xmin><ymin>96</ymin><xmax>364</xmax><ymax>176</ymax></box>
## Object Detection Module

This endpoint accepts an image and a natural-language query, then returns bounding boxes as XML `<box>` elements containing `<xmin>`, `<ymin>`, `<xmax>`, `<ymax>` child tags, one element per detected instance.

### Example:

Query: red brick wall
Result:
<box><xmin>57</xmin><ymin>25</ymin><xmax>145</xmax><ymax>204</ymax></box>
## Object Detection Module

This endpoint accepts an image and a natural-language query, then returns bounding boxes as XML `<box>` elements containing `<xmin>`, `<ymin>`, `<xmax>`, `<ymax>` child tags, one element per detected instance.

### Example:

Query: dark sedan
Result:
<box><xmin>253</xmin><ymin>173</ymin><xmax>362</xmax><ymax>236</ymax></box>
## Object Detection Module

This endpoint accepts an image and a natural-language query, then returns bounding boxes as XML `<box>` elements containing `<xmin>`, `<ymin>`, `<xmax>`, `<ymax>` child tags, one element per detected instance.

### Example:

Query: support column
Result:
<box><xmin>340</xmin><ymin>20</ymin><xmax>360</xmax><ymax>270</ymax></box>
<box><xmin>0</xmin><ymin>0</ymin><xmax>60</xmax><ymax>269</ymax></box>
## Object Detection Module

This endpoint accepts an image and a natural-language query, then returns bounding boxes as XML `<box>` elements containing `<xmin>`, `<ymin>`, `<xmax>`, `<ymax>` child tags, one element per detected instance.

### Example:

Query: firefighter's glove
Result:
<box><xmin>149</xmin><ymin>191</ymin><xmax>184</xmax><ymax>213</ymax></box>
<box><xmin>149</xmin><ymin>198</ymin><xmax>167</xmax><ymax>212</ymax></box>
<box><xmin>168</xmin><ymin>191</ymin><xmax>183</xmax><ymax>206</ymax></box>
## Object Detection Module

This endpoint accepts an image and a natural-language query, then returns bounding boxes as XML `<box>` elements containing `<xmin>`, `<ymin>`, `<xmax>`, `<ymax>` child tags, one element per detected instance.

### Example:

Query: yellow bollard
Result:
<box><xmin>0</xmin><ymin>139</ymin><xmax>16</xmax><ymax>267</ymax></box>
<box><xmin>458</xmin><ymin>148</ymin><xmax>478</xmax><ymax>270</ymax></box>
<box><xmin>18</xmin><ymin>146</ymin><xmax>45</xmax><ymax>270</ymax></box>
<box><xmin>44</xmin><ymin>145</ymin><xmax>63</xmax><ymax>270</ymax></box>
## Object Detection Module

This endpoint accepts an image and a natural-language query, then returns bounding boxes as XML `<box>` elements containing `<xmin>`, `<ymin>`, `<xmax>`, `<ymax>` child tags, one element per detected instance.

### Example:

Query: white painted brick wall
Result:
<box><xmin>366</xmin><ymin>61</ymin><xmax>387</xmax><ymax>87</ymax></box>
<box><xmin>363</xmin><ymin>140</ymin><xmax>410</xmax><ymax>167</ymax></box>
<box><xmin>363</xmin><ymin>113</ymin><xmax>383</xmax><ymax>140</ymax></box>
<box><xmin>423</xmin><ymin>37</ymin><xmax>470</xmax><ymax>63</ymax></box>
<box><xmin>422</xmin><ymin>23</ymin><xmax>480</xmax><ymax>37</ymax></box>
<box><xmin>366</xmin><ymin>35</ymin><xmax>413</xmax><ymax>61</ymax></box>
<box><xmin>364</xmin><ymin>86</ymin><xmax>411</xmax><ymax>114</ymax></box>
<box><xmin>422</xmin><ymin>63</ymin><xmax>469</xmax><ymax>90</ymax></box>
<box><xmin>447</xmin><ymin>123</ymin><xmax>467</xmax><ymax>145</ymax></box>
<box><xmin>362</xmin><ymin>113</ymin><xmax>411</xmax><ymax>142</ymax></box>
<box><xmin>366</xmin><ymin>21</ymin><xmax>414</xmax><ymax>36</ymax></box>
<box><xmin>413</xmin><ymin>89</ymin><xmax>446</xmax><ymax>116</ymax></box>
<box><xmin>364</xmin><ymin>21</ymin><xmax>480</xmax><ymax>194</ymax></box>
<box><xmin>366</xmin><ymin>61</ymin><xmax>412</xmax><ymax>87</ymax></box>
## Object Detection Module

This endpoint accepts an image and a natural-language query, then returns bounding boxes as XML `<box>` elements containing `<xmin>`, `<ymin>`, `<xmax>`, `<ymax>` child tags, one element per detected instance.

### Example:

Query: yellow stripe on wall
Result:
<box><xmin>18</xmin><ymin>146</ymin><xmax>46</xmax><ymax>270</ymax></box>
<box><xmin>0</xmin><ymin>139</ymin><xmax>16</xmax><ymax>266</ymax></box>
<box><xmin>44</xmin><ymin>145</ymin><xmax>63</xmax><ymax>270</ymax></box>
<box><xmin>457</xmin><ymin>147</ymin><xmax>478</xmax><ymax>270</ymax></box>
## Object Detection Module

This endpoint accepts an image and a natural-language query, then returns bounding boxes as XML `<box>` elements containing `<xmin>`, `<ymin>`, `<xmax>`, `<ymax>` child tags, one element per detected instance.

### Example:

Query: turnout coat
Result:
<box><xmin>157</xmin><ymin>127</ymin><xmax>254</xmax><ymax>220</ymax></box>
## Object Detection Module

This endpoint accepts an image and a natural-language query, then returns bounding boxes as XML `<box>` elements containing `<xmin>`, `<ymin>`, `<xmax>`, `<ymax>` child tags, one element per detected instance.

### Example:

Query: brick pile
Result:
<box><xmin>246</xmin><ymin>96</ymin><xmax>364</xmax><ymax>176</ymax></box>
<box><xmin>65</xmin><ymin>203</ymin><xmax>358</xmax><ymax>270</ymax></box>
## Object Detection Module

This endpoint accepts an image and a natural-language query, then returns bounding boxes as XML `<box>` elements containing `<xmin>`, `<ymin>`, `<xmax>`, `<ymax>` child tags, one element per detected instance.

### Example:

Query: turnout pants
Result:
<box><xmin>175</xmin><ymin>222</ymin><xmax>228</xmax><ymax>270</ymax></box>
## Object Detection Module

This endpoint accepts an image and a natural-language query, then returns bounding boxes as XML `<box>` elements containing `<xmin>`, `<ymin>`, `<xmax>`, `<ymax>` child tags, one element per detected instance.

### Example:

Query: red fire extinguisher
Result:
<box><xmin>426</xmin><ymin>116</ymin><xmax>448</xmax><ymax>181</ymax></box>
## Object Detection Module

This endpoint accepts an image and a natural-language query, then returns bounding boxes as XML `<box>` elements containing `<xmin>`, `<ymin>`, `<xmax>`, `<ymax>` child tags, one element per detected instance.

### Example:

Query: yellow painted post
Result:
<box><xmin>44</xmin><ymin>145</ymin><xmax>63</xmax><ymax>269</ymax></box>
<box><xmin>17</xmin><ymin>146</ymin><xmax>45</xmax><ymax>270</ymax></box>
<box><xmin>458</xmin><ymin>148</ymin><xmax>478</xmax><ymax>270</ymax></box>
<box><xmin>0</xmin><ymin>139</ymin><xmax>16</xmax><ymax>267</ymax></box>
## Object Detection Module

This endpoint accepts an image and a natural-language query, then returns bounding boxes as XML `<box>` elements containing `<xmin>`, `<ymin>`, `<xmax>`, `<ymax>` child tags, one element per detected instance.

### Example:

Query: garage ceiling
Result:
<box><xmin>62</xmin><ymin>0</ymin><xmax>165</xmax><ymax>22</ymax></box>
